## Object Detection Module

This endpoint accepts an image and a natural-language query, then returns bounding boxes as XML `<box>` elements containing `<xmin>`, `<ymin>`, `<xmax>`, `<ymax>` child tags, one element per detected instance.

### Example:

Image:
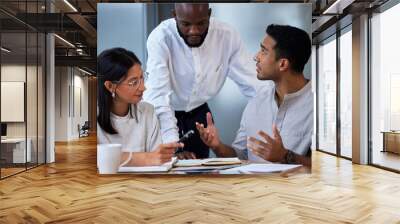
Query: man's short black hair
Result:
<box><xmin>266</xmin><ymin>24</ymin><xmax>311</xmax><ymax>73</ymax></box>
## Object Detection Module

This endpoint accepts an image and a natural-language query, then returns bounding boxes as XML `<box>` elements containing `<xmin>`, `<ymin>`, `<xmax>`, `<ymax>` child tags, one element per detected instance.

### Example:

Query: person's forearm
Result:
<box><xmin>121</xmin><ymin>152</ymin><xmax>151</xmax><ymax>166</ymax></box>
<box><xmin>213</xmin><ymin>143</ymin><xmax>238</xmax><ymax>158</ymax></box>
<box><xmin>158</xmin><ymin>109</ymin><xmax>179</xmax><ymax>143</ymax></box>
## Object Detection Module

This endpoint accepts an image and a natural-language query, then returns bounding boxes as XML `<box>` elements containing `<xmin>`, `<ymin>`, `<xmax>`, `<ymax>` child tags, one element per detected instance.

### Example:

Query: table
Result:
<box><xmin>100</xmin><ymin>162</ymin><xmax>310</xmax><ymax>176</ymax></box>
<box><xmin>1</xmin><ymin>138</ymin><xmax>32</xmax><ymax>163</ymax></box>
<box><xmin>381</xmin><ymin>131</ymin><xmax>400</xmax><ymax>154</ymax></box>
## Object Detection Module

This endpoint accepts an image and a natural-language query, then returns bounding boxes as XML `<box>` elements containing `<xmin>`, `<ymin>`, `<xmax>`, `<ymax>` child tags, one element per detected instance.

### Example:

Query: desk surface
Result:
<box><xmin>1</xmin><ymin>138</ymin><xmax>26</xmax><ymax>143</ymax></box>
<box><xmin>381</xmin><ymin>131</ymin><xmax>400</xmax><ymax>134</ymax></box>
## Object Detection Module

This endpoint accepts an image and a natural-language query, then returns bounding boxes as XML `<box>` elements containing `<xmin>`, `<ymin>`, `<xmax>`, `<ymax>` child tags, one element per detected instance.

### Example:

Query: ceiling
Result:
<box><xmin>0</xmin><ymin>0</ymin><xmax>393</xmax><ymax>74</ymax></box>
<box><xmin>0</xmin><ymin>0</ymin><xmax>98</xmax><ymax>73</ymax></box>
<box><xmin>311</xmin><ymin>0</ymin><xmax>390</xmax><ymax>43</ymax></box>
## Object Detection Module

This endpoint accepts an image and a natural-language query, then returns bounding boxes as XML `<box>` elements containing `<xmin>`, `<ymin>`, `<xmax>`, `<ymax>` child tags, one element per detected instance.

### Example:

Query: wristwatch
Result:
<box><xmin>284</xmin><ymin>150</ymin><xmax>296</xmax><ymax>164</ymax></box>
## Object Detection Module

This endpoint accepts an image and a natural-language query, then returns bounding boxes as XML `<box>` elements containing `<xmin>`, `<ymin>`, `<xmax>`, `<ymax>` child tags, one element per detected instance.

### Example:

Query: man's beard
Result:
<box><xmin>177</xmin><ymin>24</ymin><xmax>209</xmax><ymax>48</ymax></box>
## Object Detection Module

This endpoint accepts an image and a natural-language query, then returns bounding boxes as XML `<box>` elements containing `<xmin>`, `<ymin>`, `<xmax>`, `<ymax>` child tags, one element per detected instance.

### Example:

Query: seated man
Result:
<box><xmin>196</xmin><ymin>24</ymin><xmax>312</xmax><ymax>166</ymax></box>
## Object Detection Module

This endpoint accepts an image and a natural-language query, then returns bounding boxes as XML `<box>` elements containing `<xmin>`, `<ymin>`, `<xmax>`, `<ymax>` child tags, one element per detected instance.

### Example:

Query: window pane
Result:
<box><xmin>340</xmin><ymin>29</ymin><xmax>352</xmax><ymax>158</ymax></box>
<box><xmin>27</xmin><ymin>31</ymin><xmax>38</xmax><ymax>169</ymax></box>
<box><xmin>371</xmin><ymin>3</ymin><xmax>400</xmax><ymax>171</ymax></box>
<box><xmin>38</xmin><ymin>32</ymin><xmax>46</xmax><ymax>165</ymax></box>
<box><xmin>318</xmin><ymin>36</ymin><xmax>337</xmax><ymax>154</ymax></box>
<box><xmin>1</xmin><ymin>31</ymin><xmax>28</xmax><ymax>177</ymax></box>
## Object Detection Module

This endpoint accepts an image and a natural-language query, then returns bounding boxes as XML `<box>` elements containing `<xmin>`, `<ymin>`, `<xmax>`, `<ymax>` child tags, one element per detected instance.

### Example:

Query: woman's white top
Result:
<box><xmin>97</xmin><ymin>102</ymin><xmax>162</xmax><ymax>165</ymax></box>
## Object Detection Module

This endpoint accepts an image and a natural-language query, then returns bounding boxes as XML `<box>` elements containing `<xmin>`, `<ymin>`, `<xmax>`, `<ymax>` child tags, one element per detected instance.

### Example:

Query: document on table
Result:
<box><xmin>171</xmin><ymin>164</ymin><xmax>241</xmax><ymax>172</ymax></box>
<box><xmin>219</xmin><ymin>163</ymin><xmax>302</xmax><ymax>174</ymax></box>
<box><xmin>118</xmin><ymin>157</ymin><xmax>178</xmax><ymax>173</ymax></box>
<box><xmin>174</xmin><ymin>157</ymin><xmax>241</xmax><ymax>167</ymax></box>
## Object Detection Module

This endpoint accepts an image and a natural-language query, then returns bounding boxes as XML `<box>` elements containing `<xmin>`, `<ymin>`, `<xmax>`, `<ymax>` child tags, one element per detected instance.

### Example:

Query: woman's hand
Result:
<box><xmin>147</xmin><ymin>142</ymin><xmax>183</xmax><ymax>165</ymax></box>
<box><xmin>176</xmin><ymin>151</ymin><xmax>196</xmax><ymax>160</ymax></box>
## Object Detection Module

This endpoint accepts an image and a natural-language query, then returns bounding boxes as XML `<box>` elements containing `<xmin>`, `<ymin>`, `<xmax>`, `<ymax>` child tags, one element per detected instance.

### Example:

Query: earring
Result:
<box><xmin>112</xmin><ymin>91</ymin><xmax>115</xmax><ymax>98</ymax></box>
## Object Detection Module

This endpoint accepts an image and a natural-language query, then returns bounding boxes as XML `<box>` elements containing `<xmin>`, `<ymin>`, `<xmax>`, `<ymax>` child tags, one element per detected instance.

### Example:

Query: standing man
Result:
<box><xmin>144</xmin><ymin>3</ymin><xmax>260</xmax><ymax>158</ymax></box>
<box><xmin>196</xmin><ymin>24</ymin><xmax>313</xmax><ymax>166</ymax></box>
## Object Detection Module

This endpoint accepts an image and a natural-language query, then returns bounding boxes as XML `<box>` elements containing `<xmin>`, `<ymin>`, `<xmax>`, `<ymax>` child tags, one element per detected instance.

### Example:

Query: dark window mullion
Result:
<box><xmin>25</xmin><ymin>0</ymin><xmax>28</xmax><ymax>171</ymax></box>
<box><xmin>367</xmin><ymin>11</ymin><xmax>373</xmax><ymax>166</ymax></box>
<box><xmin>36</xmin><ymin>0</ymin><xmax>39</xmax><ymax>167</ymax></box>
<box><xmin>316</xmin><ymin>44</ymin><xmax>320</xmax><ymax>151</ymax></box>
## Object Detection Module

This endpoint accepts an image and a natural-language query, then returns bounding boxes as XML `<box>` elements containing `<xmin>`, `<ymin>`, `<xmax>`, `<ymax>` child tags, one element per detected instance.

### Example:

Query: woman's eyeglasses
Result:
<box><xmin>113</xmin><ymin>72</ymin><xmax>148</xmax><ymax>89</ymax></box>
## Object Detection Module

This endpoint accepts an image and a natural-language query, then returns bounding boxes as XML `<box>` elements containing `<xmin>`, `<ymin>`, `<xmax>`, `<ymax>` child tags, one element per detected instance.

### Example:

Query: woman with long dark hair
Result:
<box><xmin>97</xmin><ymin>47</ymin><xmax>183</xmax><ymax>166</ymax></box>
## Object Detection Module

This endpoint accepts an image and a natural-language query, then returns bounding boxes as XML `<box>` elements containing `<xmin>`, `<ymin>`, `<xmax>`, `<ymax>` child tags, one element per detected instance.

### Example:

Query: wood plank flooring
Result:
<box><xmin>0</xmin><ymin>135</ymin><xmax>399</xmax><ymax>223</ymax></box>
<box><xmin>372</xmin><ymin>151</ymin><xmax>400</xmax><ymax>171</ymax></box>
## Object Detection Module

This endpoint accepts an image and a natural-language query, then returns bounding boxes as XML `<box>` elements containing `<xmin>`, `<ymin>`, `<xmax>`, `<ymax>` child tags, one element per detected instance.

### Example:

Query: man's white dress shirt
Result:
<box><xmin>144</xmin><ymin>17</ymin><xmax>260</xmax><ymax>143</ymax></box>
<box><xmin>232</xmin><ymin>81</ymin><xmax>313</xmax><ymax>162</ymax></box>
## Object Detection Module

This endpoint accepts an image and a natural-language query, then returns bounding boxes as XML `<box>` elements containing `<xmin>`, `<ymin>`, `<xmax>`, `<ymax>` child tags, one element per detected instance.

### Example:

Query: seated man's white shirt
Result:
<box><xmin>232</xmin><ymin>81</ymin><xmax>313</xmax><ymax>162</ymax></box>
<box><xmin>144</xmin><ymin>17</ymin><xmax>261</xmax><ymax>143</ymax></box>
<box><xmin>97</xmin><ymin>102</ymin><xmax>162</xmax><ymax>157</ymax></box>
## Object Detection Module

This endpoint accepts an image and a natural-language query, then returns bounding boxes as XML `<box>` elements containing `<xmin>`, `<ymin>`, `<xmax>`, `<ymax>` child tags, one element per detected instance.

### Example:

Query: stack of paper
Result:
<box><xmin>174</xmin><ymin>157</ymin><xmax>241</xmax><ymax>167</ymax></box>
<box><xmin>118</xmin><ymin>157</ymin><xmax>177</xmax><ymax>173</ymax></box>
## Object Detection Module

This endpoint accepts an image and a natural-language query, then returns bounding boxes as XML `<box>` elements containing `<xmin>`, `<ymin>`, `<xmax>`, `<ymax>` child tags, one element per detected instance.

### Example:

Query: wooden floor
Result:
<box><xmin>372</xmin><ymin>150</ymin><xmax>400</xmax><ymax>171</ymax></box>
<box><xmin>1</xmin><ymin>163</ymin><xmax>46</xmax><ymax>178</ymax></box>
<box><xmin>1</xmin><ymin>135</ymin><xmax>400</xmax><ymax>223</ymax></box>
<box><xmin>1</xmin><ymin>167</ymin><xmax>25</xmax><ymax>178</ymax></box>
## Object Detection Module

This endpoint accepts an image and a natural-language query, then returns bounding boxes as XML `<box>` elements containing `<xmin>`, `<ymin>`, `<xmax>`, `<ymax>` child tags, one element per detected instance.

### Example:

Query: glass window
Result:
<box><xmin>371</xmin><ymin>3</ymin><xmax>400</xmax><ymax>171</ymax></box>
<box><xmin>339</xmin><ymin>28</ymin><xmax>352</xmax><ymax>158</ymax></box>
<box><xmin>318</xmin><ymin>35</ymin><xmax>337</xmax><ymax>155</ymax></box>
<box><xmin>1</xmin><ymin>26</ymin><xmax>28</xmax><ymax>178</ymax></box>
<box><xmin>38</xmin><ymin>32</ymin><xmax>46</xmax><ymax>165</ymax></box>
<box><xmin>0</xmin><ymin>1</ymin><xmax>46</xmax><ymax>179</ymax></box>
<box><xmin>312</xmin><ymin>46</ymin><xmax>317</xmax><ymax>150</ymax></box>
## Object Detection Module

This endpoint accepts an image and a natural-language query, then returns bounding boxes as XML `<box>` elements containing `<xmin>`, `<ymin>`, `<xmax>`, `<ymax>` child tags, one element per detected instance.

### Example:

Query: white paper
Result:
<box><xmin>219</xmin><ymin>163</ymin><xmax>301</xmax><ymax>174</ymax></box>
<box><xmin>174</xmin><ymin>157</ymin><xmax>241</xmax><ymax>167</ymax></box>
<box><xmin>171</xmin><ymin>164</ymin><xmax>241</xmax><ymax>171</ymax></box>
<box><xmin>174</xmin><ymin>159</ymin><xmax>203</xmax><ymax>167</ymax></box>
<box><xmin>118</xmin><ymin>157</ymin><xmax>177</xmax><ymax>173</ymax></box>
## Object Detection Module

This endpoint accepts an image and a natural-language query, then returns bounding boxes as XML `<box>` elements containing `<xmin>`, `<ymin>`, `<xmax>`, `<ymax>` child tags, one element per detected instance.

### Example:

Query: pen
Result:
<box><xmin>175</xmin><ymin>130</ymin><xmax>195</xmax><ymax>154</ymax></box>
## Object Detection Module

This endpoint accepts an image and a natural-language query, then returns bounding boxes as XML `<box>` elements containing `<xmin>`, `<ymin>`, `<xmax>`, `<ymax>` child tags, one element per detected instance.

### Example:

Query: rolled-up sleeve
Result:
<box><xmin>144</xmin><ymin>35</ymin><xmax>179</xmax><ymax>143</ymax></box>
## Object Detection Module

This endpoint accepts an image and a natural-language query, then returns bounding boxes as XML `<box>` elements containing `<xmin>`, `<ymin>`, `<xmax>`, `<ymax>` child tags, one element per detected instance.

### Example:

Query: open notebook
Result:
<box><xmin>118</xmin><ymin>157</ymin><xmax>178</xmax><ymax>173</ymax></box>
<box><xmin>174</xmin><ymin>157</ymin><xmax>241</xmax><ymax>167</ymax></box>
<box><xmin>117</xmin><ymin>157</ymin><xmax>242</xmax><ymax>173</ymax></box>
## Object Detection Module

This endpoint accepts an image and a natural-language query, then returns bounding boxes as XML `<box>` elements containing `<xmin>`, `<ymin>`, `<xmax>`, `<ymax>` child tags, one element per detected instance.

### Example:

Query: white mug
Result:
<box><xmin>97</xmin><ymin>144</ymin><xmax>122</xmax><ymax>174</ymax></box>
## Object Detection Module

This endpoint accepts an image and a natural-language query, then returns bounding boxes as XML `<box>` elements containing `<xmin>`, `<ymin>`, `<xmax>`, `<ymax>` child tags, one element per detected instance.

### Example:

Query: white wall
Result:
<box><xmin>1</xmin><ymin>64</ymin><xmax>46</xmax><ymax>164</ymax></box>
<box><xmin>55</xmin><ymin>66</ymin><xmax>68</xmax><ymax>141</ymax></box>
<box><xmin>1</xmin><ymin>65</ymin><xmax>26</xmax><ymax>141</ymax></box>
<box><xmin>97</xmin><ymin>3</ymin><xmax>147</xmax><ymax>60</ymax></box>
<box><xmin>1</xmin><ymin>65</ymin><xmax>37</xmax><ymax>138</ymax></box>
<box><xmin>54</xmin><ymin>67</ymin><xmax>89</xmax><ymax>141</ymax></box>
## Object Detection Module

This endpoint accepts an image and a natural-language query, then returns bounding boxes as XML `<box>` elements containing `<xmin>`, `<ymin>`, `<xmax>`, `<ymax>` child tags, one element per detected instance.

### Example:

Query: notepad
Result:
<box><xmin>219</xmin><ymin>163</ymin><xmax>301</xmax><ymax>174</ymax></box>
<box><xmin>172</xmin><ymin>164</ymin><xmax>241</xmax><ymax>172</ymax></box>
<box><xmin>174</xmin><ymin>157</ymin><xmax>241</xmax><ymax>167</ymax></box>
<box><xmin>118</xmin><ymin>157</ymin><xmax>178</xmax><ymax>173</ymax></box>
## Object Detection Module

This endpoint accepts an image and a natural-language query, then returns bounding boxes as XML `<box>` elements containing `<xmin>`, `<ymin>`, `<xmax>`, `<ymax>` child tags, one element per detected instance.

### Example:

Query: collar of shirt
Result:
<box><xmin>269</xmin><ymin>80</ymin><xmax>311</xmax><ymax>130</ymax></box>
<box><xmin>110</xmin><ymin>104</ymin><xmax>143</xmax><ymax>121</ymax></box>
<box><xmin>272</xmin><ymin>80</ymin><xmax>311</xmax><ymax>106</ymax></box>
